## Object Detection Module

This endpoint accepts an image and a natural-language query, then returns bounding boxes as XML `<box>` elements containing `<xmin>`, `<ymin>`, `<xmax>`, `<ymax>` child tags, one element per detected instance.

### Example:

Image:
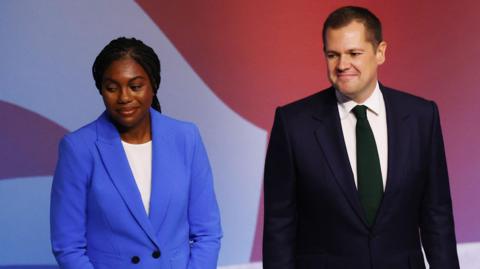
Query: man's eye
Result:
<box><xmin>326</xmin><ymin>54</ymin><xmax>337</xmax><ymax>59</ymax></box>
<box><xmin>350</xmin><ymin>52</ymin><xmax>361</xmax><ymax>57</ymax></box>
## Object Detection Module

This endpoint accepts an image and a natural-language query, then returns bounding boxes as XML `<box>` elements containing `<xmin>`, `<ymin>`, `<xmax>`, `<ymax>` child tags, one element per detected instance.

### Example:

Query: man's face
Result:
<box><xmin>324</xmin><ymin>21</ymin><xmax>386</xmax><ymax>103</ymax></box>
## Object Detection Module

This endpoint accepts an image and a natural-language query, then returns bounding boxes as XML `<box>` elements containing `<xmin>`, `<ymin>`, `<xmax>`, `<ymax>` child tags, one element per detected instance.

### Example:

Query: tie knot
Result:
<box><xmin>352</xmin><ymin>105</ymin><xmax>368</xmax><ymax>120</ymax></box>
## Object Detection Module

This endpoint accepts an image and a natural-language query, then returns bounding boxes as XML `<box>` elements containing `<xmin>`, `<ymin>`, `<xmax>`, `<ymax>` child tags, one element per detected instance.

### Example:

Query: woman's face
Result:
<box><xmin>101</xmin><ymin>57</ymin><xmax>154</xmax><ymax>133</ymax></box>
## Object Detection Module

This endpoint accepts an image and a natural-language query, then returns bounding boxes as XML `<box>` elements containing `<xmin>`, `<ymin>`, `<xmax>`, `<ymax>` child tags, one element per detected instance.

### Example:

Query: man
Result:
<box><xmin>263</xmin><ymin>6</ymin><xmax>459</xmax><ymax>269</ymax></box>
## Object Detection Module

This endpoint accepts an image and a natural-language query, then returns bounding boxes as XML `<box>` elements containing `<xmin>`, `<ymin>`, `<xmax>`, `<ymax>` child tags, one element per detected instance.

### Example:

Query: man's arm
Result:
<box><xmin>420</xmin><ymin>102</ymin><xmax>459</xmax><ymax>269</ymax></box>
<box><xmin>263</xmin><ymin>108</ymin><xmax>297</xmax><ymax>269</ymax></box>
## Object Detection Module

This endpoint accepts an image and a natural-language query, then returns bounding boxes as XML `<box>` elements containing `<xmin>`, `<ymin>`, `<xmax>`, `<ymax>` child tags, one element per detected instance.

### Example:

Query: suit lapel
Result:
<box><xmin>312</xmin><ymin>89</ymin><xmax>369</xmax><ymax>227</ymax></box>
<box><xmin>94</xmin><ymin>112</ymin><xmax>159</xmax><ymax>247</ymax></box>
<box><xmin>374</xmin><ymin>86</ymin><xmax>411</xmax><ymax>224</ymax></box>
<box><xmin>148</xmin><ymin>110</ymin><xmax>173</xmax><ymax>230</ymax></box>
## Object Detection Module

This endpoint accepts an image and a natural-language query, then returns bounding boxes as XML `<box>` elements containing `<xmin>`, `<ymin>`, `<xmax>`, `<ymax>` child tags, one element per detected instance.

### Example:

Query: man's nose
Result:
<box><xmin>337</xmin><ymin>55</ymin><xmax>350</xmax><ymax>71</ymax></box>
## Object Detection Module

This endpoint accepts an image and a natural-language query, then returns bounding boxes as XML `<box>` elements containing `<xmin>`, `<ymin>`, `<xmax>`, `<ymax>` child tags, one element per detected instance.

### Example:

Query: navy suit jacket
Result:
<box><xmin>263</xmin><ymin>85</ymin><xmax>459</xmax><ymax>269</ymax></box>
<box><xmin>51</xmin><ymin>109</ymin><xmax>222</xmax><ymax>269</ymax></box>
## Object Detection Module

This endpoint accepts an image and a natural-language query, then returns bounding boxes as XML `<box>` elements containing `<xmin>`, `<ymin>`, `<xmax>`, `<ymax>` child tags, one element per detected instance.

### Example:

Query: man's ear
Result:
<box><xmin>376</xmin><ymin>41</ymin><xmax>387</xmax><ymax>65</ymax></box>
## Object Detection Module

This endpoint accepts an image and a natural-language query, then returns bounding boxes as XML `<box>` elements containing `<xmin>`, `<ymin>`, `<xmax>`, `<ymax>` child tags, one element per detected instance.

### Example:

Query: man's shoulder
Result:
<box><xmin>380</xmin><ymin>84</ymin><xmax>437</xmax><ymax>114</ymax></box>
<box><xmin>381</xmin><ymin>85</ymin><xmax>429</xmax><ymax>101</ymax></box>
<box><xmin>278</xmin><ymin>87</ymin><xmax>336</xmax><ymax>114</ymax></box>
<box><xmin>275</xmin><ymin>84</ymin><xmax>438</xmax><ymax>118</ymax></box>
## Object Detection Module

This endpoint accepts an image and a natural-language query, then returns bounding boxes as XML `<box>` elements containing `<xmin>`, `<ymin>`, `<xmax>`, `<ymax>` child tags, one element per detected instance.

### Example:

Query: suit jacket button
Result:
<box><xmin>131</xmin><ymin>256</ymin><xmax>140</xmax><ymax>264</ymax></box>
<box><xmin>152</xmin><ymin>250</ymin><xmax>161</xmax><ymax>259</ymax></box>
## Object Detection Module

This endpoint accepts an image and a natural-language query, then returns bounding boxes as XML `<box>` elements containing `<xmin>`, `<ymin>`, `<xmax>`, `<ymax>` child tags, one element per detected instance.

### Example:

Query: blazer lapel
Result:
<box><xmin>94</xmin><ymin>112</ymin><xmax>159</xmax><ymax>247</ymax></box>
<box><xmin>312</xmin><ymin>89</ymin><xmax>369</xmax><ymax>227</ymax></box>
<box><xmin>374</xmin><ymin>86</ymin><xmax>411</xmax><ymax>224</ymax></box>
<box><xmin>148</xmin><ymin>110</ymin><xmax>173</xmax><ymax>230</ymax></box>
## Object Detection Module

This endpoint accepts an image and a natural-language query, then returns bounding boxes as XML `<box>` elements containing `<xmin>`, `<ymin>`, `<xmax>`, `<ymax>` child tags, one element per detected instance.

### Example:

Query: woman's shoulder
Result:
<box><xmin>151</xmin><ymin>110</ymin><xmax>200</xmax><ymax>136</ymax></box>
<box><xmin>61</xmin><ymin>115</ymin><xmax>103</xmax><ymax>148</ymax></box>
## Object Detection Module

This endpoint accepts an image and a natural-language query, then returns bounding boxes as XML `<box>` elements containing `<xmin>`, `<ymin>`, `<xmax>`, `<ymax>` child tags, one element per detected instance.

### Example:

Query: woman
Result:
<box><xmin>50</xmin><ymin>37</ymin><xmax>222</xmax><ymax>269</ymax></box>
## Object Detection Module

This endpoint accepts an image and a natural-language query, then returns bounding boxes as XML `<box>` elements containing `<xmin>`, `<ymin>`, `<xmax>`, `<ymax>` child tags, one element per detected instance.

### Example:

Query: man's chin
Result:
<box><xmin>333</xmin><ymin>85</ymin><xmax>357</xmax><ymax>98</ymax></box>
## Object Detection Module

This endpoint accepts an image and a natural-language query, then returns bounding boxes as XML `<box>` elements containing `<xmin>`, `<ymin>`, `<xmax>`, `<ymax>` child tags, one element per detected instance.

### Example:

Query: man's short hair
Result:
<box><xmin>322</xmin><ymin>6</ymin><xmax>382</xmax><ymax>49</ymax></box>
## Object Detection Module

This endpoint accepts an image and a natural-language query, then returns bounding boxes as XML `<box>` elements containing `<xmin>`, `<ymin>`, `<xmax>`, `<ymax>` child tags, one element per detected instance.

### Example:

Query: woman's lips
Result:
<box><xmin>117</xmin><ymin>107</ymin><xmax>137</xmax><ymax>116</ymax></box>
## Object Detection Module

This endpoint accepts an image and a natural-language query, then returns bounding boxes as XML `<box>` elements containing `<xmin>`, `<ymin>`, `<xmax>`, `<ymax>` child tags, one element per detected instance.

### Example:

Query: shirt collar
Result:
<box><xmin>336</xmin><ymin>82</ymin><xmax>382</xmax><ymax>120</ymax></box>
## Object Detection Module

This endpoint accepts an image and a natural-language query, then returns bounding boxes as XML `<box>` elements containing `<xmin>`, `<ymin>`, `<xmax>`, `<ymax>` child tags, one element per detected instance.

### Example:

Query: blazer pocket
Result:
<box><xmin>87</xmin><ymin>246</ymin><xmax>123</xmax><ymax>266</ymax></box>
<box><xmin>170</xmin><ymin>244</ymin><xmax>190</xmax><ymax>269</ymax></box>
<box><xmin>296</xmin><ymin>253</ymin><xmax>327</xmax><ymax>269</ymax></box>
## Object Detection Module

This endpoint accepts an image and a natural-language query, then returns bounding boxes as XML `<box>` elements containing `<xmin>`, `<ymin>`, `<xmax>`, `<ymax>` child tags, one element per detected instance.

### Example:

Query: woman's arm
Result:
<box><xmin>50</xmin><ymin>136</ymin><xmax>94</xmax><ymax>269</ymax></box>
<box><xmin>187</xmin><ymin>126</ymin><xmax>222</xmax><ymax>269</ymax></box>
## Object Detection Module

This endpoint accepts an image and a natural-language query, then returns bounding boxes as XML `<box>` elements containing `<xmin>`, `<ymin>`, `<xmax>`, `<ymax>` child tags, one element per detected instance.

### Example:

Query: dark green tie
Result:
<box><xmin>352</xmin><ymin>105</ymin><xmax>383</xmax><ymax>226</ymax></box>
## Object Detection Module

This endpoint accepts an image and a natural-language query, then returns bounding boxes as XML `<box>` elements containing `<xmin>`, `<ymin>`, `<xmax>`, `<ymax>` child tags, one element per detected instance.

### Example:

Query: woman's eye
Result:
<box><xmin>130</xmin><ymin>85</ymin><xmax>142</xmax><ymax>91</ymax></box>
<box><xmin>104</xmin><ymin>86</ymin><xmax>117</xmax><ymax>92</ymax></box>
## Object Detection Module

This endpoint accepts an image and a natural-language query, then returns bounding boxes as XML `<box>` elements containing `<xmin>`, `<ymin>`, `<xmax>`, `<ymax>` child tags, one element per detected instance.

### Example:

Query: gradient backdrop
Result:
<box><xmin>1</xmin><ymin>1</ymin><xmax>479</xmax><ymax>268</ymax></box>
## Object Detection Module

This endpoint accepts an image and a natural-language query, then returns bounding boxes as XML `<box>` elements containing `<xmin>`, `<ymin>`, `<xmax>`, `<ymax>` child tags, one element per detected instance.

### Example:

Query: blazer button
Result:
<box><xmin>131</xmin><ymin>256</ymin><xmax>140</xmax><ymax>264</ymax></box>
<box><xmin>152</xmin><ymin>250</ymin><xmax>161</xmax><ymax>259</ymax></box>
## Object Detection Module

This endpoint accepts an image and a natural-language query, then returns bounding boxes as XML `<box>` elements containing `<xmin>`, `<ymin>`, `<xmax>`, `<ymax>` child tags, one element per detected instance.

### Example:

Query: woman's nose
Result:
<box><xmin>118</xmin><ymin>88</ymin><xmax>132</xmax><ymax>103</ymax></box>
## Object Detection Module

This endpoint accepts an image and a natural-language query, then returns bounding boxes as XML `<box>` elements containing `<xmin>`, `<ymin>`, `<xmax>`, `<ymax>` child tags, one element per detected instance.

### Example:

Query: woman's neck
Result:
<box><xmin>117</xmin><ymin>116</ymin><xmax>152</xmax><ymax>144</ymax></box>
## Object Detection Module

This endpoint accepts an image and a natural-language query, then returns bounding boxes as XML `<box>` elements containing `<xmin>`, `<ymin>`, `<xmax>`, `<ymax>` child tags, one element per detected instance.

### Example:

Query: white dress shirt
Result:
<box><xmin>336</xmin><ymin>82</ymin><xmax>388</xmax><ymax>189</ymax></box>
<box><xmin>122</xmin><ymin>140</ymin><xmax>152</xmax><ymax>214</ymax></box>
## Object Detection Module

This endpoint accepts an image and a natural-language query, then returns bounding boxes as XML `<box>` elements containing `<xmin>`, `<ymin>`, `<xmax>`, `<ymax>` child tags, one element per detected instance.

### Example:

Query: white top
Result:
<box><xmin>121</xmin><ymin>140</ymin><xmax>152</xmax><ymax>214</ymax></box>
<box><xmin>336</xmin><ymin>82</ymin><xmax>388</xmax><ymax>189</ymax></box>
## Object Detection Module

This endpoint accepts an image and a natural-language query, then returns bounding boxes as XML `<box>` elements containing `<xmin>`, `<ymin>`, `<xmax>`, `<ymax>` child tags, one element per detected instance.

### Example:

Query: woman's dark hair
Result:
<box><xmin>92</xmin><ymin>37</ymin><xmax>161</xmax><ymax>112</ymax></box>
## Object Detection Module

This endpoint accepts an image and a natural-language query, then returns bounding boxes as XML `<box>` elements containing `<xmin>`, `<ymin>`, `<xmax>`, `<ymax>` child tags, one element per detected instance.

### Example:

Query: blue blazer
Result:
<box><xmin>51</xmin><ymin>109</ymin><xmax>222</xmax><ymax>269</ymax></box>
<box><xmin>263</xmin><ymin>85</ymin><xmax>459</xmax><ymax>269</ymax></box>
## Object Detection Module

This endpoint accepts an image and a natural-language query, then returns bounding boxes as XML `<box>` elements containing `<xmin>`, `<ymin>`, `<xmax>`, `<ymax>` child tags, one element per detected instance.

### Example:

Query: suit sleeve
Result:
<box><xmin>263</xmin><ymin>108</ymin><xmax>297</xmax><ymax>269</ymax></box>
<box><xmin>420</xmin><ymin>102</ymin><xmax>460</xmax><ymax>269</ymax></box>
<box><xmin>50</xmin><ymin>136</ymin><xmax>94</xmax><ymax>269</ymax></box>
<box><xmin>187</xmin><ymin>125</ymin><xmax>222</xmax><ymax>269</ymax></box>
